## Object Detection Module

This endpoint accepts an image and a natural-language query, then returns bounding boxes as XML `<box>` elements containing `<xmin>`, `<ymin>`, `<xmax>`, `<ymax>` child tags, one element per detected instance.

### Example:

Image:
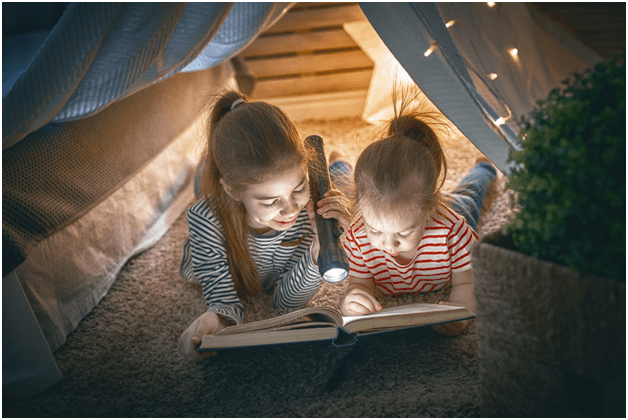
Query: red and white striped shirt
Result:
<box><xmin>343</xmin><ymin>204</ymin><xmax>478</xmax><ymax>295</ymax></box>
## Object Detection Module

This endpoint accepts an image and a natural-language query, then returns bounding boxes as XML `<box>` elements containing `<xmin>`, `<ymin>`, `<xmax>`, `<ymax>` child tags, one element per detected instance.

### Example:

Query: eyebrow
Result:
<box><xmin>254</xmin><ymin>176</ymin><xmax>307</xmax><ymax>201</ymax></box>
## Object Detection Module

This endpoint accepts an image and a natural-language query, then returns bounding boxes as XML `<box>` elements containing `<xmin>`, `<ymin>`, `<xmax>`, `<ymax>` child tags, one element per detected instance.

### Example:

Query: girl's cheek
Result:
<box><xmin>303</xmin><ymin>191</ymin><xmax>311</xmax><ymax>207</ymax></box>
<box><xmin>299</xmin><ymin>195</ymin><xmax>310</xmax><ymax>211</ymax></box>
<box><xmin>366</xmin><ymin>234</ymin><xmax>381</xmax><ymax>249</ymax></box>
<box><xmin>255</xmin><ymin>206</ymin><xmax>276</xmax><ymax>222</ymax></box>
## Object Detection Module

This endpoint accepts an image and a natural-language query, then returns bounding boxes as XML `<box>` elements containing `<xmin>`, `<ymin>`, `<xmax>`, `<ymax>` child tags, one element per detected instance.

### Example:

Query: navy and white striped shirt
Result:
<box><xmin>180</xmin><ymin>199</ymin><xmax>322</xmax><ymax>325</ymax></box>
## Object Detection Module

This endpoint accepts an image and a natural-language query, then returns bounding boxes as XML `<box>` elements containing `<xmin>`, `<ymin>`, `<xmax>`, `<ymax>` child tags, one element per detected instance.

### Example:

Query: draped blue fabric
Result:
<box><xmin>2</xmin><ymin>2</ymin><xmax>291</xmax><ymax>150</ymax></box>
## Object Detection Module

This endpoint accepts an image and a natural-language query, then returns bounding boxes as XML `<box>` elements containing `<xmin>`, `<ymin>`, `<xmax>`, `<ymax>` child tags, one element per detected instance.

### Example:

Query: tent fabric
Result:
<box><xmin>2</xmin><ymin>2</ymin><xmax>291</xmax><ymax>150</ymax></box>
<box><xmin>2</xmin><ymin>65</ymin><xmax>234</xmax><ymax>277</ymax></box>
<box><xmin>358</xmin><ymin>3</ymin><xmax>602</xmax><ymax>174</ymax></box>
<box><xmin>359</xmin><ymin>2</ymin><xmax>517</xmax><ymax>174</ymax></box>
<box><xmin>2</xmin><ymin>30</ymin><xmax>50</xmax><ymax>98</ymax></box>
<box><xmin>435</xmin><ymin>2</ymin><xmax>601</xmax><ymax>132</ymax></box>
<box><xmin>3</xmin><ymin>54</ymin><xmax>238</xmax><ymax>401</ymax></box>
<box><xmin>13</xmin><ymin>66</ymin><xmax>232</xmax><ymax>352</ymax></box>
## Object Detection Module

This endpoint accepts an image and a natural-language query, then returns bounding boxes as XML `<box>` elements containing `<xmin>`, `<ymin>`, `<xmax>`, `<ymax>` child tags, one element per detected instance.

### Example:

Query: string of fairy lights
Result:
<box><xmin>416</xmin><ymin>2</ymin><xmax>522</xmax><ymax>134</ymax></box>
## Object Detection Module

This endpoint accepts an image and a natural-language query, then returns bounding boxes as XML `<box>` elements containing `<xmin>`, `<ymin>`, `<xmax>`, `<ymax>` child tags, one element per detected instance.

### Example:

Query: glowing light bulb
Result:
<box><xmin>495</xmin><ymin>115</ymin><xmax>511</xmax><ymax>126</ymax></box>
<box><xmin>509</xmin><ymin>48</ymin><xmax>518</xmax><ymax>58</ymax></box>
<box><xmin>424</xmin><ymin>42</ymin><xmax>438</xmax><ymax>57</ymax></box>
<box><xmin>445</xmin><ymin>20</ymin><xmax>456</xmax><ymax>28</ymax></box>
<box><xmin>488</xmin><ymin>73</ymin><xmax>498</xmax><ymax>80</ymax></box>
<box><xmin>487</xmin><ymin>2</ymin><xmax>496</xmax><ymax>7</ymax></box>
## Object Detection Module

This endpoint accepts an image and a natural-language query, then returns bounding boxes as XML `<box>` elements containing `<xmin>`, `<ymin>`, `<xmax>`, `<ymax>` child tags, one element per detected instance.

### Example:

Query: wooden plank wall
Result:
<box><xmin>241</xmin><ymin>2</ymin><xmax>374</xmax><ymax>105</ymax></box>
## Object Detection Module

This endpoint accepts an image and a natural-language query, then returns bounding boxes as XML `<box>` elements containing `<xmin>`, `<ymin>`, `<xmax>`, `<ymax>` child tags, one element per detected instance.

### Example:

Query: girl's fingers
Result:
<box><xmin>317</xmin><ymin>199</ymin><xmax>350</xmax><ymax>225</ymax></box>
<box><xmin>318</xmin><ymin>210</ymin><xmax>348</xmax><ymax>224</ymax></box>
<box><xmin>347</xmin><ymin>290</ymin><xmax>381</xmax><ymax>313</ymax></box>
<box><xmin>317</xmin><ymin>196</ymin><xmax>343</xmax><ymax>209</ymax></box>
<box><xmin>432</xmin><ymin>321</ymin><xmax>465</xmax><ymax>336</ymax></box>
<box><xmin>346</xmin><ymin>301</ymin><xmax>371</xmax><ymax>315</ymax></box>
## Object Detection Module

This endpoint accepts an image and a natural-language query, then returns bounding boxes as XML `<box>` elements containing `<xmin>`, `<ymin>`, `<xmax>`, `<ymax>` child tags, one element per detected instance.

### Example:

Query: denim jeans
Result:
<box><xmin>448</xmin><ymin>161</ymin><xmax>497</xmax><ymax>232</ymax></box>
<box><xmin>329</xmin><ymin>159</ymin><xmax>353</xmax><ymax>196</ymax></box>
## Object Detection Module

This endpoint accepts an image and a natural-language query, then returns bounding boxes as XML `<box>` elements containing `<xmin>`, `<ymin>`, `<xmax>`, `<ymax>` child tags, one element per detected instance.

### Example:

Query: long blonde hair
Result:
<box><xmin>353</xmin><ymin>89</ymin><xmax>449</xmax><ymax>219</ymax></box>
<box><xmin>200</xmin><ymin>91</ymin><xmax>315</xmax><ymax>300</ymax></box>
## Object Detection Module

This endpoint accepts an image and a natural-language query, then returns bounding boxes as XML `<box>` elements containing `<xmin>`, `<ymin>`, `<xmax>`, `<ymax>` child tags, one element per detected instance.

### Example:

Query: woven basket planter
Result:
<box><xmin>472</xmin><ymin>234</ymin><xmax>626</xmax><ymax>417</ymax></box>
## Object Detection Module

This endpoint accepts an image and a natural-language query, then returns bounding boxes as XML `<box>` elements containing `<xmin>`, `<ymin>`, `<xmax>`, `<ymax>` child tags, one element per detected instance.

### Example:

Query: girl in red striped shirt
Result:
<box><xmin>340</xmin><ymin>90</ymin><xmax>497</xmax><ymax>336</ymax></box>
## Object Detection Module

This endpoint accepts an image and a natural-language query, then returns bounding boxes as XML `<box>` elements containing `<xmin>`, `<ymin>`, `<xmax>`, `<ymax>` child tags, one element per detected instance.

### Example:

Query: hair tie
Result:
<box><xmin>231</xmin><ymin>98</ymin><xmax>245</xmax><ymax>110</ymax></box>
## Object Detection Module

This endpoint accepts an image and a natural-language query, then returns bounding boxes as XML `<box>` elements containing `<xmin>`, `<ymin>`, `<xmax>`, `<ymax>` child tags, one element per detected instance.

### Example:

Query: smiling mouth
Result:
<box><xmin>275</xmin><ymin>216</ymin><xmax>298</xmax><ymax>225</ymax></box>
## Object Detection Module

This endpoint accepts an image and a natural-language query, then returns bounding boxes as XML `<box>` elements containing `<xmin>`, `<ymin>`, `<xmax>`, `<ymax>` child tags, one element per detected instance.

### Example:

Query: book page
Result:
<box><xmin>200</xmin><ymin>326</ymin><xmax>340</xmax><ymax>350</ymax></box>
<box><xmin>263</xmin><ymin>321</ymin><xmax>341</xmax><ymax>332</ymax></box>
<box><xmin>341</xmin><ymin>303</ymin><xmax>474</xmax><ymax>334</ymax></box>
<box><xmin>214</xmin><ymin>306</ymin><xmax>342</xmax><ymax>336</ymax></box>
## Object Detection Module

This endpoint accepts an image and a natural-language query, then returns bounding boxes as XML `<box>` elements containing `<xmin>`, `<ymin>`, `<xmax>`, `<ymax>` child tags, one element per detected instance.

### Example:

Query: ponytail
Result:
<box><xmin>389</xmin><ymin>88</ymin><xmax>448</xmax><ymax>191</ymax></box>
<box><xmin>354</xmin><ymin>87</ymin><xmax>449</xmax><ymax>217</ymax></box>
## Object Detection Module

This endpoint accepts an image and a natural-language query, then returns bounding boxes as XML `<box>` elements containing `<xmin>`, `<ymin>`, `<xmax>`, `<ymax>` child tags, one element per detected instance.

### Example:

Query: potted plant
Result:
<box><xmin>472</xmin><ymin>57</ymin><xmax>625</xmax><ymax>417</ymax></box>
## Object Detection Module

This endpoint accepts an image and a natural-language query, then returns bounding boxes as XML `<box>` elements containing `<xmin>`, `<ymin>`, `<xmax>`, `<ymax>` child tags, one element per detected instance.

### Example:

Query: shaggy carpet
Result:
<box><xmin>4</xmin><ymin>117</ymin><xmax>515</xmax><ymax>417</ymax></box>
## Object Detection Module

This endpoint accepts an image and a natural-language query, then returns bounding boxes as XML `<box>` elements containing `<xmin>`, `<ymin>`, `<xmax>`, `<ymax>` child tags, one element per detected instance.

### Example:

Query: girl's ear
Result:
<box><xmin>220</xmin><ymin>178</ymin><xmax>239</xmax><ymax>201</ymax></box>
<box><xmin>427</xmin><ymin>204</ymin><xmax>438</xmax><ymax>218</ymax></box>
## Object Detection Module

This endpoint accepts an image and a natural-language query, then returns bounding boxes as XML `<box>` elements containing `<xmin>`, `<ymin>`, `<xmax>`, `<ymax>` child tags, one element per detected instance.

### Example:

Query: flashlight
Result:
<box><xmin>306</xmin><ymin>135</ymin><xmax>350</xmax><ymax>283</ymax></box>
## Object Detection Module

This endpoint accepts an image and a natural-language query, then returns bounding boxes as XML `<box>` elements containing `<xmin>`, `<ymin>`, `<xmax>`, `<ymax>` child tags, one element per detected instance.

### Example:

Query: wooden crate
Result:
<box><xmin>241</xmin><ymin>2</ymin><xmax>374</xmax><ymax>120</ymax></box>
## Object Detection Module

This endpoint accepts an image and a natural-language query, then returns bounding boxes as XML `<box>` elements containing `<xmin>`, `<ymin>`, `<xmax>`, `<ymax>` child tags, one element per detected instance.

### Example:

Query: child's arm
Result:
<box><xmin>432</xmin><ymin>269</ymin><xmax>475</xmax><ymax>336</ymax></box>
<box><xmin>448</xmin><ymin>269</ymin><xmax>476</xmax><ymax>312</ymax></box>
<box><xmin>340</xmin><ymin>276</ymin><xmax>382</xmax><ymax>316</ymax></box>
<box><xmin>272</xmin><ymin>240</ymin><xmax>323</xmax><ymax>309</ymax></box>
<box><xmin>273</xmin><ymin>193</ymin><xmax>351</xmax><ymax>309</ymax></box>
<box><xmin>179</xmin><ymin>311</ymin><xmax>231</xmax><ymax>362</ymax></box>
<box><xmin>180</xmin><ymin>203</ymin><xmax>245</xmax><ymax>361</ymax></box>
<box><xmin>271</xmin><ymin>204</ymin><xmax>323</xmax><ymax>309</ymax></box>
<box><xmin>186</xmin><ymin>206</ymin><xmax>244</xmax><ymax>325</ymax></box>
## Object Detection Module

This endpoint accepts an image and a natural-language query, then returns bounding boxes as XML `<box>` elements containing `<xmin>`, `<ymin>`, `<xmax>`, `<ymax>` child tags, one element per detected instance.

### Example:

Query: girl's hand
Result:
<box><xmin>432</xmin><ymin>270</ymin><xmax>475</xmax><ymax>336</ymax></box>
<box><xmin>306</xmin><ymin>189</ymin><xmax>350</xmax><ymax>265</ymax></box>
<box><xmin>179</xmin><ymin>311</ymin><xmax>230</xmax><ymax>362</ymax></box>
<box><xmin>341</xmin><ymin>286</ymin><xmax>382</xmax><ymax>316</ymax></box>
<box><xmin>316</xmin><ymin>190</ymin><xmax>351</xmax><ymax>239</ymax></box>
<box><xmin>431</xmin><ymin>318</ymin><xmax>473</xmax><ymax>336</ymax></box>
<box><xmin>431</xmin><ymin>301</ymin><xmax>473</xmax><ymax>336</ymax></box>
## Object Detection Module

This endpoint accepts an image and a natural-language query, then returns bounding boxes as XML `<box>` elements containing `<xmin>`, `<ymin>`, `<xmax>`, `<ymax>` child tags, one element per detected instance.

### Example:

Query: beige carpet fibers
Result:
<box><xmin>5</xmin><ymin>117</ymin><xmax>515</xmax><ymax>417</ymax></box>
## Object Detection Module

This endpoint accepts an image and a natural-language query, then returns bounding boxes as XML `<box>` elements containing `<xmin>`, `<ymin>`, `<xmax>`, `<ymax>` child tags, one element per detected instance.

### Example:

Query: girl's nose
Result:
<box><xmin>280</xmin><ymin>199</ymin><xmax>299</xmax><ymax>217</ymax></box>
<box><xmin>383</xmin><ymin>237</ymin><xmax>400</xmax><ymax>252</ymax></box>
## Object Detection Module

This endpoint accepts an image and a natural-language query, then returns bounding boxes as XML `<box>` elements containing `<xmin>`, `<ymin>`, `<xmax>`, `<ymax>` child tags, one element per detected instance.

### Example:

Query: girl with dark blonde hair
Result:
<box><xmin>340</xmin><ymin>89</ymin><xmax>497</xmax><ymax>336</ymax></box>
<box><xmin>179</xmin><ymin>91</ymin><xmax>351</xmax><ymax>361</ymax></box>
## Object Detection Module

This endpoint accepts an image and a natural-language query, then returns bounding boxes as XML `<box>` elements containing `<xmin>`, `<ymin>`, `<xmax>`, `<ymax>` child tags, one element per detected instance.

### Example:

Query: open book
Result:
<box><xmin>199</xmin><ymin>302</ymin><xmax>475</xmax><ymax>351</ymax></box>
